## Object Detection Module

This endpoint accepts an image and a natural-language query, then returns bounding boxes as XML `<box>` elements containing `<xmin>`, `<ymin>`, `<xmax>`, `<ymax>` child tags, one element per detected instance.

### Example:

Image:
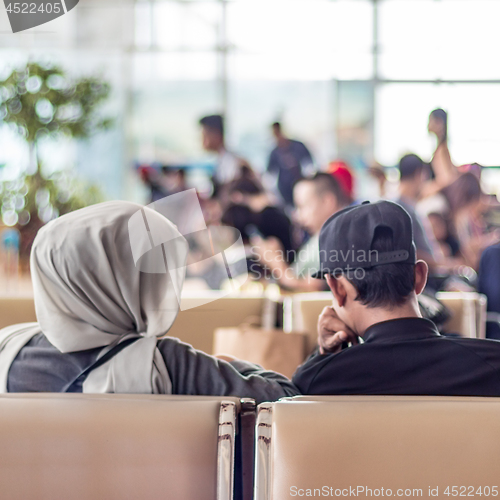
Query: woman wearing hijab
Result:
<box><xmin>0</xmin><ymin>201</ymin><xmax>299</xmax><ymax>402</ymax></box>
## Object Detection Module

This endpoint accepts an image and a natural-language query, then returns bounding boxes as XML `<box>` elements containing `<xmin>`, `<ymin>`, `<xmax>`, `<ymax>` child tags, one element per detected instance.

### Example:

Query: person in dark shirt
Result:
<box><xmin>222</xmin><ymin>169</ymin><xmax>295</xmax><ymax>256</ymax></box>
<box><xmin>267</xmin><ymin>122</ymin><xmax>314</xmax><ymax>207</ymax></box>
<box><xmin>293</xmin><ymin>200</ymin><xmax>500</xmax><ymax>396</ymax></box>
<box><xmin>478</xmin><ymin>242</ymin><xmax>500</xmax><ymax>340</ymax></box>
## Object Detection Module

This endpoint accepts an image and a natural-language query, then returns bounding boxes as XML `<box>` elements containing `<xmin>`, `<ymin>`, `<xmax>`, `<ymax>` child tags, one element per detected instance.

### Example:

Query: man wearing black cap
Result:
<box><xmin>292</xmin><ymin>200</ymin><xmax>500</xmax><ymax>396</ymax></box>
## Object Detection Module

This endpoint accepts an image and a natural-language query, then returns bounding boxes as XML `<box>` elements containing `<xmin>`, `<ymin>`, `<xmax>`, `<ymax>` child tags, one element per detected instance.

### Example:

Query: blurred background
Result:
<box><xmin>2</xmin><ymin>0</ymin><xmax>500</xmax><ymax>302</ymax></box>
<box><xmin>2</xmin><ymin>0</ymin><xmax>500</xmax><ymax>201</ymax></box>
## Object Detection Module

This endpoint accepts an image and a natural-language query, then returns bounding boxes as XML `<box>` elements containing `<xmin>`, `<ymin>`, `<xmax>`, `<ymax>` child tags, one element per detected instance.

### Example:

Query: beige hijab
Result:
<box><xmin>0</xmin><ymin>201</ymin><xmax>188</xmax><ymax>393</ymax></box>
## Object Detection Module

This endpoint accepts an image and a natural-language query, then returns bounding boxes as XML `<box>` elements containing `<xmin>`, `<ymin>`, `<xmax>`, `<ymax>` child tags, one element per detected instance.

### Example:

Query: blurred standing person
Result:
<box><xmin>423</xmin><ymin>108</ymin><xmax>459</xmax><ymax>196</ymax></box>
<box><xmin>199</xmin><ymin>114</ymin><xmax>245</xmax><ymax>191</ymax></box>
<box><xmin>266</xmin><ymin>122</ymin><xmax>314</xmax><ymax>208</ymax></box>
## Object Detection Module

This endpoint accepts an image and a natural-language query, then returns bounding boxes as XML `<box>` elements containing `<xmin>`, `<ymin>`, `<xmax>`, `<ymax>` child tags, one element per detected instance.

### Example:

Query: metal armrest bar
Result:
<box><xmin>254</xmin><ymin>403</ymin><xmax>274</xmax><ymax>500</ymax></box>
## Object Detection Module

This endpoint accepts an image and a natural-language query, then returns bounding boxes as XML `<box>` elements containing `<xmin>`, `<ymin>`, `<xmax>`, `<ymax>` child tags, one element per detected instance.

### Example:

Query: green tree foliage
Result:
<box><xmin>0</xmin><ymin>62</ymin><xmax>112</xmax><ymax>261</ymax></box>
<box><xmin>0</xmin><ymin>62</ymin><xmax>112</xmax><ymax>146</ymax></box>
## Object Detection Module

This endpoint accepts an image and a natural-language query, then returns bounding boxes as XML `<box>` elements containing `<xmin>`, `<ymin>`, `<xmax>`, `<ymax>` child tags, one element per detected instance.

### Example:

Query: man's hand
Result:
<box><xmin>317</xmin><ymin>306</ymin><xmax>359</xmax><ymax>355</ymax></box>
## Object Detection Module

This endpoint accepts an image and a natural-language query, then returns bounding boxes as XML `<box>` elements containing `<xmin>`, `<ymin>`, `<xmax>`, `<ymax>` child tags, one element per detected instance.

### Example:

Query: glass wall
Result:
<box><xmin>1</xmin><ymin>0</ymin><xmax>500</xmax><ymax>201</ymax></box>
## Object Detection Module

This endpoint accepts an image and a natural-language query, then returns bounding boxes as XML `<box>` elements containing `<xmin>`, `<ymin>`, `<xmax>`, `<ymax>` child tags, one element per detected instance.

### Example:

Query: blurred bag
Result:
<box><xmin>213</xmin><ymin>324</ymin><xmax>307</xmax><ymax>379</ymax></box>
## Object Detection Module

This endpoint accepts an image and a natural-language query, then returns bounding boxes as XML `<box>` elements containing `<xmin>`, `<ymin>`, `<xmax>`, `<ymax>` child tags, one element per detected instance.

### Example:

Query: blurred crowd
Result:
<box><xmin>139</xmin><ymin>109</ymin><xmax>500</xmax><ymax>338</ymax></box>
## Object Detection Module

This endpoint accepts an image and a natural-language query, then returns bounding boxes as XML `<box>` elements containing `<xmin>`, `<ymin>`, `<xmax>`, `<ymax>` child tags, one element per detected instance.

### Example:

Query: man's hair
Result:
<box><xmin>298</xmin><ymin>172</ymin><xmax>349</xmax><ymax>207</ymax></box>
<box><xmin>199</xmin><ymin>114</ymin><xmax>224</xmax><ymax>136</ymax></box>
<box><xmin>346</xmin><ymin>226</ymin><xmax>415</xmax><ymax>309</ymax></box>
<box><xmin>399</xmin><ymin>154</ymin><xmax>424</xmax><ymax>181</ymax></box>
<box><xmin>228</xmin><ymin>166</ymin><xmax>264</xmax><ymax>195</ymax></box>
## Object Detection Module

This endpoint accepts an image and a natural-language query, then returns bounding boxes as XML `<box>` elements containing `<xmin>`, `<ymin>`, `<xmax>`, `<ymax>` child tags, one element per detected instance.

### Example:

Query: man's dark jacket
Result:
<box><xmin>293</xmin><ymin>317</ymin><xmax>500</xmax><ymax>396</ymax></box>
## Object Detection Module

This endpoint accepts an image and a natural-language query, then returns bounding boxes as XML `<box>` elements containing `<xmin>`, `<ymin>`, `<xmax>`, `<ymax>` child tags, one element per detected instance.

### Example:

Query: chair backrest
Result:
<box><xmin>168</xmin><ymin>294</ymin><xmax>265</xmax><ymax>353</ymax></box>
<box><xmin>288</xmin><ymin>292</ymin><xmax>332</xmax><ymax>353</ymax></box>
<box><xmin>436</xmin><ymin>291</ymin><xmax>487</xmax><ymax>338</ymax></box>
<box><xmin>0</xmin><ymin>294</ymin><xmax>265</xmax><ymax>355</ymax></box>
<box><xmin>289</xmin><ymin>291</ymin><xmax>489</xmax><ymax>347</ymax></box>
<box><xmin>254</xmin><ymin>396</ymin><xmax>500</xmax><ymax>500</ymax></box>
<box><xmin>0</xmin><ymin>394</ymin><xmax>238</xmax><ymax>500</ymax></box>
<box><xmin>0</xmin><ymin>296</ymin><xmax>36</xmax><ymax>330</ymax></box>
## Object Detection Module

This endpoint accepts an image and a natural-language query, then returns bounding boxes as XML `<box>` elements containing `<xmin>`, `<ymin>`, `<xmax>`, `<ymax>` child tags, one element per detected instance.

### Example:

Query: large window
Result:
<box><xmin>378</xmin><ymin>0</ymin><xmax>500</xmax><ymax>81</ymax></box>
<box><xmin>1</xmin><ymin>0</ymin><xmax>500</xmax><ymax>201</ymax></box>
<box><xmin>376</xmin><ymin>83</ymin><xmax>500</xmax><ymax>167</ymax></box>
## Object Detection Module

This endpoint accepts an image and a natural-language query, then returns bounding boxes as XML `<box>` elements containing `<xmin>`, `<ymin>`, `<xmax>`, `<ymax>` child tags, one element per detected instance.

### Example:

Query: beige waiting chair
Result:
<box><xmin>254</xmin><ymin>395</ymin><xmax>500</xmax><ymax>500</ymax></box>
<box><xmin>436</xmin><ymin>291</ymin><xmax>487</xmax><ymax>338</ymax></box>
<box><xmin>0</xmin><ymin>294</ymin><xmax>266</xmax><ymax>355</ymax></box>
<box><xmin>168</xmin><ymin>294</ymin><xmax>266</xmax><ymax>354</ymax></box>
<box><xmin>0</xmin><ymin>394</ymin><xmax>245</xmax><ymax>500</ymax></box>
<box><xmin>288</xmin><ymin>291</ymin><xmax>489</xmax><ymax>348</ymax></box>
<box><xmin>0</xmin><ymin>296</ymin><xmax>36</xmax><ymax>330</ymax></box>
<box><xmin>286</xmin><ymin>292</ymin><xmax>332</xmax><ymax>353</ymax></box>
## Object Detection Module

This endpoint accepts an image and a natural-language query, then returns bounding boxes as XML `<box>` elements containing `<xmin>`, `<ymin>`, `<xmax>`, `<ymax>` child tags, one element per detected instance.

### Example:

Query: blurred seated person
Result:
<box><xmin>368</xmin><ymin>163</ymin><xmax>387</xmax><ymax>199</ymax></box>
<box><xmin>221</xmin><ymin>168</ymin><xmax>295</xmax><ymax>256</ymax></box>
<box><xmin>184</xmin><ymin>236</ymin><xmax>230</xmax><ymax>290</ymax></box>
<box><xmin>138</xmin><ymin>164</ymin><xmax>187</xmax><ymax>203</ymax></box>
<box><xmin>1</xmin><ymin>202</ymin><xmax>299</xmax><ymax>403</ymax></box>
<box><xmin>441</xmin><ymin>172</ymin><xmax>500</xmax><ymax>270</ymax></box>
<box><xmin>478</xmin><ymin>242</ymin><xmax>500</xmax><ymax>340</ymax></box>
<box><xmin>254</xmin><ymin>173</ymin><xmax>348</xmax><ymax>292</ymax></box>
<box><xmin>293</xmin><ymin>201</ymin><xmax>500</xmax><ymax>396</ymax></box>
<box><xmin>427</xmin><ymin>212</ymin><xmax>461</xmax><ymax>262</ymax></box>
<box><xmin>199</xmin><ymin>114</ymin><xmax>247</xmax><ymax>190</ymax></box>
<box><xmin>328</xmin><ymin>160</ymin><xmax>355</xmax><ymax>205</ymax></box>
<box><xmin>163</xmin><ymin>166</ymin><xmax>187</xmax><ymax>194</ymax></box>
<box><xmin>266</xmin><ymin>122</ymin><xmax>314</xmax><ymax>208</ymax></box>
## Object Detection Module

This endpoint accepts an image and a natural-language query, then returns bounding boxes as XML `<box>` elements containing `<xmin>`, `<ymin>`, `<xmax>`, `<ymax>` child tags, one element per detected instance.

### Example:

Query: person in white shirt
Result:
<box><xmin>199</xmin><ymin>114</ymin><xmax>245</xmax><ymax>187</ymax></box>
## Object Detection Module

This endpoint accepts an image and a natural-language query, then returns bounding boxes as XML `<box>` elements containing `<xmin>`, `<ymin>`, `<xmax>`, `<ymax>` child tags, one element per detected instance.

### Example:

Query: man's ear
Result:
<box><xmin>325</xmin><ymin>274</ymin><xmax>348</xmax><ymax>307</ymax></box>
<box><xmin>414</xmin><ymin>260</ymin><xmax>429</xmax><ymax>295</ymax></box>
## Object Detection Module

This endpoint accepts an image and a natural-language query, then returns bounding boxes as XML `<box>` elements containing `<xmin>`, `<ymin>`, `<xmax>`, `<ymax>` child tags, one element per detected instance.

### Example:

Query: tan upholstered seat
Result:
<box><xmin>0</xmin><ymin>294</ymin><xmax>265</xmax><ymax>355</ymax></box>
<box><xmin>0</xmin><ymin>297</ymin><xmax>36</xmax><ymax>330</ymax></box>
<box><xmin>288</xmin><ymin>291</ymin><xmax>488</xmax><ymax>349</ymax></box>
<box><xmin>255</xmin><ymin>396</ymin><xmax>500</xmax><ymax>500</ymax></box>
<box><xmin>0</xmin><ymin>394</ymin><xmax>240</xmax><ymax>500</ymax></box>
<box><xmin>436</xmin><ymin>291</ymin><xmax>487</xmax><ymax>338</ymax></box>
<box><xmin>159</xmin><ymin>294</ymin><xmax>266</xmax><ymax>354</ymax></box>
<box><xmin>287</xmin><ymin>292</ymin><xmax>332</xmax><ymax>353</ymax></box>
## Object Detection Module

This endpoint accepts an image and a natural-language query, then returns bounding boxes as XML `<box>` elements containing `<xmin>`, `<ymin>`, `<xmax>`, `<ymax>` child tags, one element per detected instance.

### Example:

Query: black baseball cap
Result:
<box><xmin>312</xmin><ymin>200</ymin><xmax>416</xmax><ymax>279</ymax></box>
